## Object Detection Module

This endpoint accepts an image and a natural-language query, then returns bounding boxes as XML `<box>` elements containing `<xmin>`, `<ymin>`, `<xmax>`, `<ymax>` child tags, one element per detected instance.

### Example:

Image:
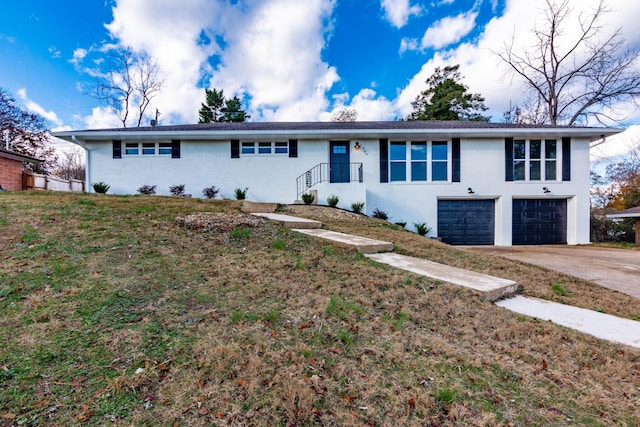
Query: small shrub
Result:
<box><xmin>351</xmin><ymin>201</ymin><xmax>365</xmax><ymax>214</ymax></box>
<box><xmin>92</xmin><ymin>182</ymin><xmax>110</xmax><ymax>194</ymax></box>
<box><xmin>234</xmin><ymin>187</ymin><xmax>248</xmax><ymax>200</ymax></box>
<box><xmin>169</xmin><ymin>184</ymin><xmax>186</xmax><ymax>196</ymax></box>
<box><xmin>326</xmin><ymin>194</ymin><xmax>339</xmax><ymax>207</ymax></box>
<box><xmin>202</xmin><ymin>185</ymin><xmax>220</xmax><ymax>199</ymax></box>
<box><xmin>230</xmin><ymin>227</ymin><xmax>251</xmax><ymax>240</ymax></box>
<box><xmin>551</xmin><ymin>283</ymin><xmax>571</xmax><ymax>296</ymax></box>
<box><xmin>137</xmin><ymin>184</ymin><xmax>157</xmax><ymax>195</ymax></box>
<box><xmin>372</xmin><ymin>208</ymin><xmax>388</xmax><ymax>220</ymax></box>
<box><xmin>414</xmin><ymin>222</ymin><xmax>431</xmax><ymax>236</ymax></box>
<box><xmin>301</xmin><ymin>192</ymin><xmax>315</xmax><ymax>205</ymax></box>
<box><xmin>395</xmin><ymin>221</ymin><xmax>407</xmax><ymax>229</ymax></box>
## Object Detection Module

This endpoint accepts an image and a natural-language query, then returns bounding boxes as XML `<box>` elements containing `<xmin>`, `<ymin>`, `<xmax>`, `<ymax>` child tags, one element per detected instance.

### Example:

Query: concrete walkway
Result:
<box><xmin>295</xmin><ymin>229</ymin><xmax>394</xmax><ymax>253</ymax></box>
<box><xmin>496</xmin><ymin>296</ymin><xmax>640</xmax><ymax>349</ymax></box>
<box><xmin>248</xmin><ymin>210</ymin><xmax>640</xmax><ymax>348</ymax></box>
<box><xmin>366</xmin><ymin>253</ymin><xmax>517</xmax><ymax>301</ymax></box>
<box><xmin>251</xmin><ymin>213</ymin><xmax>322</xmax><ymax>229</ymax></box>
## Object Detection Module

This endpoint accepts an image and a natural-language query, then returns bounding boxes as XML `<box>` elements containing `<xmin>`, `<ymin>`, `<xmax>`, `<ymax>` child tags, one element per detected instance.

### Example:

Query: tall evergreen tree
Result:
<box><xmin>198</xmin><ymin>88</ymin><xmax>226</xmax><ymax>123</ymax></box>
<box><xmin>407</xmin><ymin>65</ymin><xmax>489</xmax><ymax>121</ymax></box>
<box><xmin>198</xmin><ymin>89</ymin><xmax>249</xmax><ymax>123</ymax></box>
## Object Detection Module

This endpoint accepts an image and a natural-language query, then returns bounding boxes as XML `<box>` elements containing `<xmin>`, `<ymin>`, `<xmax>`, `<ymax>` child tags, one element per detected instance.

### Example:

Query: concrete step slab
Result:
<box><xmin>496</xmin><ymin>295</ymin><xmax>640</xmax><ymax>349</ymax></box>
<box><xmin>241</xmin><ymin>201</ymin><xmax>278</xmax><ymax>213</ymax></box>
<box><xmin>251</xmin><ymin>213</ymin><xmax>322</xmax><ymax>229</ymax></box>
<box><xmin>365</xmin><ymin>253</ymin><xmax>518</xmax><ymax>301</ymax></box>
<box><xmin>294</xmin><ymin>229</ymin><xmax>394</xmax><ymax>253</ymax></box>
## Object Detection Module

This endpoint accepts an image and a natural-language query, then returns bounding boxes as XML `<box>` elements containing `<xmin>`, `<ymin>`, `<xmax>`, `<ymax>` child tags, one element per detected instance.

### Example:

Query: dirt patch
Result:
<box><xmin>175</xmin><ymin>212</ymin><xmax>266</xmax><ymax>233</ymax></box>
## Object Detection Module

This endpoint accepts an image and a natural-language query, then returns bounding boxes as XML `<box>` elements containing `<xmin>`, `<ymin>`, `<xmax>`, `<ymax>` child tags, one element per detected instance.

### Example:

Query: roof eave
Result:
<box><xmin>52</xmin><ymin>126</ymin><xmax>622</xmax><ymax>143</ymax></box>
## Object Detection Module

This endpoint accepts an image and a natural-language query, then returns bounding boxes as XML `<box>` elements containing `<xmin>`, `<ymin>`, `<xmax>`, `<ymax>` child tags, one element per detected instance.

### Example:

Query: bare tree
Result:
<box><xmin>496</xmin><ymin>0</ymin><xmax>640</xmax><ymax>125</ymax></box>
<box><xmin>0</xmin><ymin>88</ymin><xmax>57</xmax><ymax>173</ymax></box>
<box><xmin>332</xmin><ymin>107</ymin><xmax>358</xmax><ymax>122</ymax></box>
<box><xmin>90</xmin><ymin>47</ymin><xmax>164</xmax><ymax>127</ymax></box>
<box><xmin>53</xmin><ymin>148</ymin><xmax>86</xmax><ymax>181</ymax></box>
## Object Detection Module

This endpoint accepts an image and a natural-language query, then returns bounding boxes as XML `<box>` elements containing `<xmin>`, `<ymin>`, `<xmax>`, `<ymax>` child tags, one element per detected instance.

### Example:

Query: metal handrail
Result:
<box><xmin>296</xmin><ymin>162</ymin><xmax>363</xmax><ymax>197</ymax></box>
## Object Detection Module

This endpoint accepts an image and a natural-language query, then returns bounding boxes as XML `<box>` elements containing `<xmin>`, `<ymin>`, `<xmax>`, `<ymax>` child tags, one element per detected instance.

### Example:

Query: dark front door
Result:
<box><xmin>438</xmin><ymin>200</ymin><xmax>496</xmax><ymax>245</ymax></box>
<box><xmin>512</xmin><ymin>199</ymin><xmax>567</xmax><ymax>245</ymax></box>
<box><xmin>330</xmin><ymin>141</ymin><xmax>350</xmax><ymax>183</ymax></box>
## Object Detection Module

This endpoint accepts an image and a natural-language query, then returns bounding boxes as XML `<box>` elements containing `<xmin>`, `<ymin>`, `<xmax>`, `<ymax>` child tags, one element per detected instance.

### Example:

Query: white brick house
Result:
<box><xmin>53</xmin><ymin>121</ymin><xmax>620</xmax><ymax>246</ymax></box>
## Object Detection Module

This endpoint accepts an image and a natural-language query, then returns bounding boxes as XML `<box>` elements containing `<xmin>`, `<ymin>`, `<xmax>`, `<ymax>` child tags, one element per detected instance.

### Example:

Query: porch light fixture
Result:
<box><xmin>467</xmin><ymin>187</ymin><xmax>474</xmax><ymax>194</ymax></box>
<box><xmin>354</xmin><ymin>141</ymin><xmax>361</xmax><ymax>150</ymax></box>
<box><xmin>543</xmin><ymin>187</ymin><xmax>551</xmax><ymax>194</ymax></box>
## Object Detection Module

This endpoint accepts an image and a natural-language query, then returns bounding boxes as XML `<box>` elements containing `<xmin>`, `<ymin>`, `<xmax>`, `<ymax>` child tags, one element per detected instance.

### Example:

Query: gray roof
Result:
<box><xmin>58</xmin><ymin>120</ymin><xmax>620</xmax><ymax>133</ymax></box>
<box><xmin>606</xmin><ymin>206</ymin><xmax>640</xmax><ymax>218</ymax></box>
<box><xmin>52</xmin><ymin>120</ymin><xmax>623</xmax><ymax>144</ymax></box>
<box><xmin>0</xmin><ymin>148</ymin><xmax>43</xmax><ymax>163</ymax></box>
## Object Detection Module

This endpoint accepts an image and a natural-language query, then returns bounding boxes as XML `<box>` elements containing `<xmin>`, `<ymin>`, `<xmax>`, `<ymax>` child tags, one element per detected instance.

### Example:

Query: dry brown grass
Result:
<box><xmin>0</xmin><ymin>193</ymin><xmax>638</xmax><ymax>426</ymax></box>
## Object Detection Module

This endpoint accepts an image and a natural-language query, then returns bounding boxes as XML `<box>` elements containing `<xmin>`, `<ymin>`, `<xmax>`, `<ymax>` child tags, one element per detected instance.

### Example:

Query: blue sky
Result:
<box><xmin>1</xmin><ymin>0</ymin><xmax>639</xmax><ymax>161</ymax></box>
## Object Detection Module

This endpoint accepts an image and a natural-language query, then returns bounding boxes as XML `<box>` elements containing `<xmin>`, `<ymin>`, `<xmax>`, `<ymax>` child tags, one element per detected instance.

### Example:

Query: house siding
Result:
<box><xmin>0</xmin><ymin>156</ymin><xmax>24</xmax><ymax>190</ymax></box>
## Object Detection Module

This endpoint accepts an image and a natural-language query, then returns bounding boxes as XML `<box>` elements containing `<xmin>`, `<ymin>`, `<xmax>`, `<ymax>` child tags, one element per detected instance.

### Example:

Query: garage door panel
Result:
<box><xmin>438</xmin><ymin>200</ymin><xmax>495</xmax><ymax>245</ymax></box>
<box><xmin>513</xmin><ymin>199</ymin><xmax>567</xmax><ymax>245</ymax></box>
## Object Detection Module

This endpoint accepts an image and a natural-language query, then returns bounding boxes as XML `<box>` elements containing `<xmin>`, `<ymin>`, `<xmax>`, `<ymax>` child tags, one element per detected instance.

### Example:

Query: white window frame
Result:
<box><xmin>124</xmin><ymin>141</ymin><xmax>172</xmax><ymax>156</ymax></box>
<box><xmin>513</xmin><ymin>139</ymin><xmax>560</xmax><ymax>182</ymax></box>
<box><xmin>240</xmin><ymin>141</ymin><xmax>288</xmax><ymax>156</ymax></box>
<box><xmin>389</xmin><ymin>140</ymin><xmax>451</xmax><ymax>183</ymax></box>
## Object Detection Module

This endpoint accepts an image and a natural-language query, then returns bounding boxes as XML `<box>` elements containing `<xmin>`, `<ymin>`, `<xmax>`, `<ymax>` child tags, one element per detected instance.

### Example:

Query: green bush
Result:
<box><xmin>414</xmin><ymin>222</ymin><xmax>431</xmax><ymax>236</ymax></box>
<box><xmin>351</xmin><ymin>201</ymin><xmax>365</xmax><ymax>214</ymax></box>
<box><xmin>326</xmin><ymin>194</ymin><xmax>339</xmax><ymax>207</ymax></box>
<box><xmin>301</xmin><ymin>193</ymin><xmax>315</xmax><ymax>205</ymax></box>
<box><xmin>372</xmin><ymin>208</ymin><xmax>388</xmax><ymax>220</ymax></box>
<box><xmin>234</xmin><ymin>187</ymin><xmax>248</xmax><ymax>200</ymax></box>
<box><xmin>92</xmin><ymin>182</ymin><xmax>110</xmax><ymax>194</ymax></box>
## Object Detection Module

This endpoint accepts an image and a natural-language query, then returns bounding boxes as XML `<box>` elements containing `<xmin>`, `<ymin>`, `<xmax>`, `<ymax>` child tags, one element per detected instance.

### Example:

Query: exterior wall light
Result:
<box><xmin>467</xmin><ymin>187</ymin><xmax>475</xmax><ymax>194</ymax></box>
<box><xmin>543</xmin><ymin>187</ymin><xmax>551</xmax><ymax>193</ymax></box>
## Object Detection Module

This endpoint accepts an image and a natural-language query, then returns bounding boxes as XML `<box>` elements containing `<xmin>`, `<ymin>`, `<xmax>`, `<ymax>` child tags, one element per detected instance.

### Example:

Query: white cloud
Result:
<box><xmin>16</xmin><ymin>88</ymin><xmax>63</xmax><ymax>127</ymax></box>
<box><xmin>420</xmin><ymin>10</ymin><xmax>478</xmax><ymax>49</ymax></box>
<box><xmin>77</xmin><ymin>0</ymin><xmax>339</xmax><ymax>125</ymax></box>
<box><xmin>381</xmin><ymin>0</ymin><xmax>422</xmax><ymax>28</ymax></box>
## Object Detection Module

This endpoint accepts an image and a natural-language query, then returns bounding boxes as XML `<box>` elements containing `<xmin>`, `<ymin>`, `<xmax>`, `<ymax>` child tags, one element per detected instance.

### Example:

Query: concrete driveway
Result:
<box><xmin>468</xmin><ymin>245</ymin><xmax>640</xmax><ymax>299</ymax></box>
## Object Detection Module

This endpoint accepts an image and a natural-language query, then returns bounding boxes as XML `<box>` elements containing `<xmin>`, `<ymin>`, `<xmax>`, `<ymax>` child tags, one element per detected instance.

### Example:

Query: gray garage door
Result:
<box><xmin>512</xmin><ymin>199</ymin><xmax>567</xmax><ymax>245</ymax></box>
<box><xmin>438</xmin><ymin>200</ymin><xmax>495</xmax><ymax>245</ymax></box>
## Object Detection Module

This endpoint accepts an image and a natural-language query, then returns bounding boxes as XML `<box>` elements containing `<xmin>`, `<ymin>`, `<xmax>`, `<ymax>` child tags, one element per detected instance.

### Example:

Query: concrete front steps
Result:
<box><xmin>295</xmin><ymin>229</ymin><xmax>394</xmax><ymax>254</ymax></box>
<box><xmin>366</xmin><ymin>253</ymin><xmax>518</xmax><ymax>302</ymax></box>
<box><xmin>250</xmin><ymin>213</ymin><xmax>322</xmax><ymax>229</ymax></box>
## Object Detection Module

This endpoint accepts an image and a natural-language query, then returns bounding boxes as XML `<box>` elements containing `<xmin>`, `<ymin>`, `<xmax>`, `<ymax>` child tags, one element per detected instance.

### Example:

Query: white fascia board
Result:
<box><xmin>606</xmin><ymin>213</ymin><xmax>640</xmax><ymax>219</ymax></box>
<box><xmin>52</xmin><ymin>126</ymin><xmax>623</xmax><ymax>143</ymax></box>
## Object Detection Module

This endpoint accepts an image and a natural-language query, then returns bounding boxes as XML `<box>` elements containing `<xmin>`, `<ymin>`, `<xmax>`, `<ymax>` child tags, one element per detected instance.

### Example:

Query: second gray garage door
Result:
<box><xmin>512</xmin><ymin>199</ymin><xmax>567</xmax><ymax>245</ymax></box>
<box><xmin>438</xmin><ymin>199</ymin><xmax>495</xmax><ymax>245</ymax></box>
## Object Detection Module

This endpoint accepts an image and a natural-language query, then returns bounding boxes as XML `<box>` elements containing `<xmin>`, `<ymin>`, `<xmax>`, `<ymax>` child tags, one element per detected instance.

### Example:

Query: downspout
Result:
<box><xmin>71</xmin><ymin>135</ymin><xmax>90</xmax><ymax>193</ymax></box>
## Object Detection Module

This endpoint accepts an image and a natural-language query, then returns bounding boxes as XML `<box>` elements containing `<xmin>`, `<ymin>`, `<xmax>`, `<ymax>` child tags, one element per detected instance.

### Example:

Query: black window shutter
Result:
<box><xmin>113</xmin><ymin>140</ymin><xmax>122</xmax><ymax>159</ymax></box>
<box><xmin>562</xmin><ymin>137</ymin><xmax>571</xmax><ymax>181</ymax></box>
<box><xmin>231</xmin><ymin>140</ymin><xmax>240</xmax><ymax>158</ymax></box>
<box><xmin>171</xmin><ymin>140</ymin><xmax>181</xmax><ymax>159</ymax></box>
<box><xmin>379</xmin><ymin>138</ymin><xmax>388</xmax><ymax>183</ymax></box>
<box><xmin>289</xmin><ymin>139</ymin><xmax>298</xmax><ymax>158</ymax></box>
<box><xmin>452</xmin><ymin>138</ymin><xmax>461</xmax><ymax>182</ymax></box>
<box><xmin>505</xmin><ymin>137</ymin><xmax>514</xmax><ymax>181</ymax></box>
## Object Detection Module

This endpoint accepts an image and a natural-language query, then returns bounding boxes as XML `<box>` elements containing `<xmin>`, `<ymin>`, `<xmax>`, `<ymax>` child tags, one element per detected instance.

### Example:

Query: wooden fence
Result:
<box><xmin>23</xmin><ymin>173</ymin><xmax>85</xmax><ymax>193</ymax></box>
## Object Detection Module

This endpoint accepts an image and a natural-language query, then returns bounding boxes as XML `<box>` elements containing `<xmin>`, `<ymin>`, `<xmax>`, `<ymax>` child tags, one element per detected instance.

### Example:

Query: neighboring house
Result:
<box><xmin>606</xmin><ymin>206</ymin><xmax>640</xmax><ymax>246</ymax></box>
<box><xmin>53</xmin><ymin>121</ymin><xmax>621</xmax><ymax>246</ymax></box>
<box><xmin>0</xmin><ymin>148</ymin><xmax>43</xmax><ymax>191</ymax></box>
